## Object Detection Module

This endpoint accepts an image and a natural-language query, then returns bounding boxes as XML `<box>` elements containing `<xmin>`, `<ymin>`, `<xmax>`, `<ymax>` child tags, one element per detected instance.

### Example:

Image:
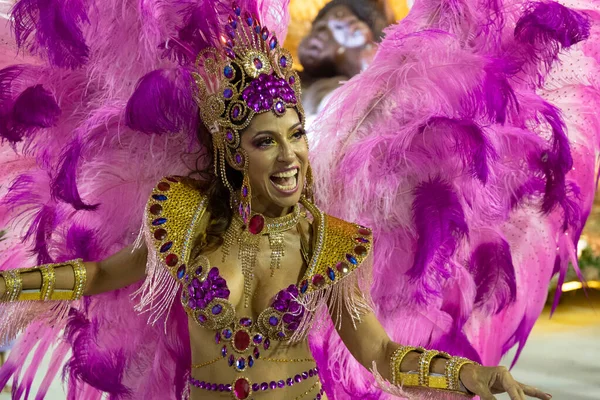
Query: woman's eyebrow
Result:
<box><xmin>253</xmin><ymin>122</ymin><xmax>302</xmax><ymax>137</ymax></box>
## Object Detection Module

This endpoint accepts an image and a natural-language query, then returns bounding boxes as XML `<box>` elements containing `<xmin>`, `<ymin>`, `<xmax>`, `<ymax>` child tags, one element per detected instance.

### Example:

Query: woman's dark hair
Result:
<box><xmin>314</xmin><ymin>0</ymin><xmax>387</xmax><ymax>39</ymax></box>
<box><xmin>187</xmin><ymin>122</ymin><xmax>243</xmax><ymax>254</ymax></box>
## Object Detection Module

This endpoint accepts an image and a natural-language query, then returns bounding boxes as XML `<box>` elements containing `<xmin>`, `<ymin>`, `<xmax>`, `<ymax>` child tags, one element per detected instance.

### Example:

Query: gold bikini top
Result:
<box><xmin>143</xmin><ymin>177</ymin><xmax>373</xmax><ymax>343</ymax></box>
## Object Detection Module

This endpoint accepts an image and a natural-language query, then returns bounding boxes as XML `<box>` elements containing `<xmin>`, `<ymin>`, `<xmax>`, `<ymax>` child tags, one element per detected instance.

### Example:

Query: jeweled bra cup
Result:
<box><xmin>181</xmin><ymin>255</ymin><xmax>306</xmax><ymax>342</ymax></box>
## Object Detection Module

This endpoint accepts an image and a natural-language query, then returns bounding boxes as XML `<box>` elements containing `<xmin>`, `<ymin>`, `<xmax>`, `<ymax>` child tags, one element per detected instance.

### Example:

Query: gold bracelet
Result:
<box><xmin>390</xmin><ymin>346</ymin><xmax>424</xmax><ymax>385</ymax></box>
<box><xmin>71</xmin><ymin>259</ymin><xmax>86</xmax><ymax>300</ymax></box>
<box><xmin>40</xmin><ymin>265</ymin><xmax>56</xmax><ymax>301</ymax></box>
<box><xmin>191</xmin><ymin>356</ymin><xmax>222</xmax><ymax>369</ymax></box>
<box><xmin>445</xmin><ymin>356</ymin><xmax>478</xmax><ymax>391</ymax></box>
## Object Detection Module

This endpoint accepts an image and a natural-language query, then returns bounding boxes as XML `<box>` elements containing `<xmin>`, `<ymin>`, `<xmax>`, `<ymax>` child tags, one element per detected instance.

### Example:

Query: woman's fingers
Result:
<box><xmin>519</xmin><ymin>382</ymin><xmax>552</xmax><ymax>400</ymax></box>
<box><xmin>500</xmin><ymin>370</ymin><xmax>526</xmax><ymax>400</ymax></box>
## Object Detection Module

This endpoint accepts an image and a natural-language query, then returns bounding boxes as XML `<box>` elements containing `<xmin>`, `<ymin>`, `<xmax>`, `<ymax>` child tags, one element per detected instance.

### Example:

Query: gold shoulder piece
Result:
<box><xmin>145</xmin><ymin>177</ymin><xmax>208</xmax><ymax>280</ymax></box>
<box><xmin>299</xmin><ymin>198</ymin><xmax>373</xmax><ymax>295</ymax></box>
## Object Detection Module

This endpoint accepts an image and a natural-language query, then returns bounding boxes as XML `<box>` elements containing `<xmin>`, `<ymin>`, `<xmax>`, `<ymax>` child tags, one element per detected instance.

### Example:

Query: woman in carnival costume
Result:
<box><xmin>0</xmin><ymin>0</ymin><xmax>598</xmax><ymax>399</ymax></box>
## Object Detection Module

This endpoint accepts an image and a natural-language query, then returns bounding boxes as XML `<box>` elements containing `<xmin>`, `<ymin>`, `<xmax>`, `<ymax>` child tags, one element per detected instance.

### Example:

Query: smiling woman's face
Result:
<box><xmin>239</xmin><ymin>109</ymin><xmax>308</xmax><ymax>216</ymax></box>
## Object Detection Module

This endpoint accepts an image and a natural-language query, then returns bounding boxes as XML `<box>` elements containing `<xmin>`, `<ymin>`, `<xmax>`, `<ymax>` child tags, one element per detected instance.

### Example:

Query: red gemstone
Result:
<box><xmin>233</xmin><ymin>378</ymin><xmax>250</xmax><ymax>399</ymax></box>
<box><xmin>248</xmin><ymin>215</ymin><xmax>265</xmax><ymax>235</ymax></box>
<box><xmin>150</xmin><ymin>204</ymin><xmax>163</xmax><ymax>216</ymax></box>
<box><xmin>166</xmin><ymin>254</ymin><xmax>179</xmax><ymax>266</ymax></box>
<box><xmin>358</xmin><ymin>228</ymin><xmax>371</xmax><ymax>236</ymax></box>
<box><xmin>312</xmin><ymin>274</ymin><xmax>325</xmax><ymax>287</ymax></box>
<box><xmin>233</xmin><ymin>330</ymin><xmax>251</xmax><ymax>352</ymax></box>
<box><xmin>166</xmin><ymin>176</ymin><xmax>179</xmax><ymax>183</ymax></box>
<box><xmin>157</xmin><ymin>182</ymin><xmax>171</xmax><ymax>191</ymax></box>
<box><xmin>154</xmin><ymin>229</ymin><xmax>167</xmax><ymax>241</ymax></box>
<box><xmin>354</xmin><ymin>245</ymin><xmax>367</xmax><ymax>256</ymax></box>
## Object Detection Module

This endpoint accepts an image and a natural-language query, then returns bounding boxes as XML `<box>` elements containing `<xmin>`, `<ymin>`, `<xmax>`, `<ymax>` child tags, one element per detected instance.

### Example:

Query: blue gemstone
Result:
<box><xmin>269</xmin><ymin>316</ymin><xmax>279</xmax><ymax>326</ymax></box>
<box><xmin>253</xmin><ymin>334</ymin><xmax>263</xmax><ymax>344</ymax></box>
<box><xmin>221</xmin><ymin>345</ymin><xmax>227</xmax><ymax>357</ymax></box>
<box><xmin>177</xmin><ymin>266</ymin><xmax>185</xmax><ymax>280</ymax></box>
<box><xmin>223</xmin><ymin>88</ymin><xmax>233</xmax><ymax>98</ymax></box>
<box><xmin>327</xmin><ymin>267</ymin><xmax>335</xmax><ymax>281</ymax></box>
<box><xmin>160</xmin><ymin>241</ymin><xmax>173</xmax><ymax>253</ymax></box>
<box><xmin>300</xmin><ymin>281</ymin><xmax>308</xmax><ymax>294</ymax></box>
<box><xmin>152</xmin><ymin>218</ymin><xmax>167</xmax><ymax>226</ymax></box>
<box><xmin>230</xmin><ymin>20</ymin><xmax>237</xmax><ymax>29</ymax></box>
<box><xmin>223</xmin><ymin>328</ymin><xmax>233</xmax><ymax>339</ymax></box>
<box><xmin>246</xmin><ymin>16</ymin><xmax>253</xmax><ymax>26</ymax></box>
<box><xmin>224</xmin><ymin>65</ymin><xmax>234</xmax><ymax>79</ymax></box>
<box><xmin>236</xmin><ymin>358</ymin><xmax>246</xmax><ymax>370</ymax></box>
<box><xmin>212</xmin><ymin>304</ymin><xmax>223</xmax><ymax>315</ymax></box>
<box><xmin>234</xmin><ymin>6</ymin><xmax>241</xmax><ymax>16</ymax></box>
<box><xmin>346</xmin><ymin>254</ymin><xmax>358</xmax><ymax>265</ymax></box>
<box><xmin>254</xmin><ymin>25</ymin><xmax>261</xmax><ymax>34</ymax></box>
<box><xmin>228</xmin><ymin>355</ymin><xmax>234</xmax><ymax>366</ymax></box>
<box><xmin>152</xmin><ymin>194</ymin><xmax>167</xmax><ymax>201</ymax></box>
<box><xmin>248</xmin><ymin>356</ymin><xmax>254</xmax><ymax>367</ymax></box>
<box><xmin>269</xmin><ymin>36</ymin><xmax>277</xmax><ymax>50</ymax></box>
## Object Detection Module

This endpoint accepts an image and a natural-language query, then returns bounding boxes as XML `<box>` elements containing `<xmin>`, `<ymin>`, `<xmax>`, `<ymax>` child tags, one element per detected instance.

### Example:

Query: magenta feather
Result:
<box><xmin>11</xmin><ymin>0</ymin><xmax>90</xmax><ymax>69</ymax></box>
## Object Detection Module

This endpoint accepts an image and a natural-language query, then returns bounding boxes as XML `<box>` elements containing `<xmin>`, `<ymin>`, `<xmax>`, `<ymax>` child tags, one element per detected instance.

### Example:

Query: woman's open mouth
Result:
<box><xmin>270</xmin><ymin>167</ymin><xmax>300</xmax><ymax>194</ymax></box>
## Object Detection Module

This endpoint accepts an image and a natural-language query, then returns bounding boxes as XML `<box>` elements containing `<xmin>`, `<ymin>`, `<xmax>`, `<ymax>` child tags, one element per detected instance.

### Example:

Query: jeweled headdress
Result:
<box><xmin>192</xmin><ymin>5</ymin><xmax>305</xmax><ymax>222</ymax></box>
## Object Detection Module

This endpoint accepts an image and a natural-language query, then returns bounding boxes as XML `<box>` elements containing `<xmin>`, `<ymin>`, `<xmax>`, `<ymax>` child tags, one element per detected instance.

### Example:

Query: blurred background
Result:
<box><xmin>1</xmin><ymin>0</ymin><xmax>599</xmax><ymax>398</ymax></box>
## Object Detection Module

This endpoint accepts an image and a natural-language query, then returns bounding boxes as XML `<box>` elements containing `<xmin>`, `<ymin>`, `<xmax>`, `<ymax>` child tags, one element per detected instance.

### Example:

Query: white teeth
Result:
<box><xmin>272</xmin><ymin>168</ymin><xmax>298</xmax><ymax>178</ymax></box>
<box><xmin>272</xmin><ymin>175</ymin><xmax>298</xmax><ymax>191</ymax></box>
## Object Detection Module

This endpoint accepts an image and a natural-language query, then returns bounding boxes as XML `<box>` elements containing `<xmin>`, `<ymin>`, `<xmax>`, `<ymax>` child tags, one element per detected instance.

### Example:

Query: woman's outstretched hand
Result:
<box><xmin>459</xmin><ymin>364</ymin><xmax>552</xmax><ymax>400</ymax></box>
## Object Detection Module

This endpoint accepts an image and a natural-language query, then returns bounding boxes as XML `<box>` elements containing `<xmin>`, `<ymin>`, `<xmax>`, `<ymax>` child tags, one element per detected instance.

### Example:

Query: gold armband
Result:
<box><xmin>0</xmin><ymin>259</ymin><xmax>86</xmax><ymax>303</ymax></box>
<box><xmin>391</xmin><ymin>346</ymin><xmax>473</xmax><ymax>394</ymax></box>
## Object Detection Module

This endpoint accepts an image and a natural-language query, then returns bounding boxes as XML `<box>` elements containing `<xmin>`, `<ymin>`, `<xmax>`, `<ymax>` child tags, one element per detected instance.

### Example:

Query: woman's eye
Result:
<box><xmin>292</xmin><ymin>130</ymin><xmax>306</xmax><ymax>139</ymax></box>
<box><xmin>255</xmin><ymin>138</ymin><xmax>275</xmax><ymax>148</ymax></box>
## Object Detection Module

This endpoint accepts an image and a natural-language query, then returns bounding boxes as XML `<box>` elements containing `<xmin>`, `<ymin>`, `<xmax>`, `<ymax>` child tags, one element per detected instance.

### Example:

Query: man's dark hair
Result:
<box><xmin>314</xmin><ymin>0</ymin><xmax>387</xmax><ymax>39</ymax></box>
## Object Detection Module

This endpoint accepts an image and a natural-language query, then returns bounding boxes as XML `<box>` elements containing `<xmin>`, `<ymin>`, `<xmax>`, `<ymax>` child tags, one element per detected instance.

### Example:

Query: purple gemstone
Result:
<box><xmin>277</xmin><ymin>331</ymin><xmax>285</xmax><ymax>338</ymax></box>
<box><xmin>232</xmin><ymin>105</ymin><xmax>241</xmax><ymax>119</ymax></box>
<box><xmin>269</xmin><ymin>36</ymin><xmax>277</xmax><ymax>50</ymax></box>
<box><xmin>301</xmin><ymin>372</ymin><xmax>308</xmax><ymax>379</ymax></box>
<box><xmin>195</xmin><ymin>266</ymin><xmax>203</xmax><ymax>276</ymax></box>
<box><xmin>187</xmin><ymin>298</ymin><xmax>196</xmax><ymax>309</ymax></box>
<box><xmin>228</xmin><ymin>354</ymin><xmax>235</xmax><ymax>366</ymax></box>
<box><xmin>224</xmin><ymin>65</ymin><xmax>234</xmax><ymax>79</ymax></box>
<box><xmin>212</xmin><ymin>304</ymin><xmax>222</xmax><ymax>315</ymax></box>
<box><xmin>253</xmin><ymin>334</ymin><xmax>263</xmax><ymax>344</ymax></box>
<box><xmin>224</xmin><ymin>88</ymin><xmax>233</xmax><ymax>99</ymax></box>
<box><xmin>309</xmin><ymin>369</ymin><xmax>315</xmax><ymax>377</ymax></box>
<box><xmin>260</xmin><ymin>382</ymin><xmax>268</xmax><ymax>391</ymax></box>
<box><xmin>235</xmin><ymin>153</ymin><xmax>242</xmax><ymax>164</ymax></box>
<box><xmin>316</xmin><ymin>394</ymin><xmax>321</xmax><ymax>400</ymax></box>
<box><xmin>253</xmin><ymin>346</ymin><xmax>260</xmax><ymax>359</ymax></box>
<box><xmin>294</xmin><ymin>374</ymin><xmax>302</xmax><ymax>383</ymax></box>
<box><xmin>264</xmin><ymin>338</ymin><xmax>270</xmax><ymax>350</ymax></box>
<box><xmin>286</xmin><ymin>378</ymin><xmax>293</xmax><ymax>386</ymax></box>
<box><xmin>274</xmin><ymin>101</ymin><xmax>285</xmax><ymax>114</ymax></box>
<box><xmin>287</xmin><ymin>322</ymin><xmax>300</xmax><ymax>331</ymax></box>
<box><xmin>240</xmin><ymin>317</ymin><xmax>252</xmax><ymax>327</ymax></box>
<box><xmin>252</xmin><ymin>383</ymin><xmax>260</xmax><ymax>391</ymax></box>
<box><xmin>277</xmin><ymin>380</ymin><xmax>285</xmax><ymax>388</ymax></box>
<box><xmin>268</xmin><ymin>316</ymin><xmax>279</xmax><ymax>326</ymax></box>
<box><xmin>221</xmin><ymin>345</ymin><xmax>227</xmax><ymax>357</ymax></box>
<box><xmin>282</xmin><ymin>313</ymin><xmax>295</xmax><ymax>323</ymax></box>
<box><xmin>279</xmin><ymin>56</ymin><xmax>287</xmax><ymax>68</ymax></box>
<box><xmin>199</xmin><ymin>381</ymin><xmax>206</xmax><ymax>389</ymax></box>
<box><xmin>197</xmin><ymin>314</ymin><xmax>207</xmax><ymax>323</ymax></box>
<box><xmin>225</xmin><ymin>384</ymin><xmax>232</xmax><ymax>392</ymax></box>
<box><xmin>242</xmin><ymin>186</ymin><xmax>248</xmax><ymax>197</ymax></box>
<box><xmin>215</xmin><ymin>332</ymin><xmax>221</xmax><ymax>344</ymax></box>
<box><xmin>253</xmin><ymin>58</ymin><xmax>263</xmax><ymax>70</ymax></box>
<box><xmin>261</xmin><ymin>27</ymin><xmax>269</xmax><ymax>41</ymax></box>
<box><xmin>234</xmin><ymin>5</ymin><xmax>241</xmax><ymax>15</ymax></box>
<box><xmin>226</xmin><ymin>48</ymin><xmax>236</xmax><ymax>59</ymax></box>
<box><xmin>223</xmin><ymin>328</ymin><xmax>233</xmax><ymax>339</ymax></box>
<box><xmin>211</xmin><ymin>383</ymin><xmax>218</xmax><ymax>391</ymax></box>
<box><xmin>215</xmin><ymin>288</ymin><xmax>230</xmax><ymax>298</ymax></box>
<box><xmin>269</xmin><ymin>381</ymin><xmax>277</xmax><ymax>390</ymax></box>
<box><xmin>289</xmin><ymin>76</ymin><xmax>296</xmax><ymax>85</ymax></box>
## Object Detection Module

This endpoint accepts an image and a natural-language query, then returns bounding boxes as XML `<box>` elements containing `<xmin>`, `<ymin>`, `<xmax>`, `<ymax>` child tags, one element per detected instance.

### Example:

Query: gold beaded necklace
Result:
<box><xmin>222</xmin><ymin>203</ymin><xmax>301</xmax><ymax>307</ymax></box>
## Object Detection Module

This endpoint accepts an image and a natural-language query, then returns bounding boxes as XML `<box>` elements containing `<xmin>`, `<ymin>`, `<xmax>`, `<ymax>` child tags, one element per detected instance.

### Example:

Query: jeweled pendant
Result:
<box><xmin>233</xmin><ymin>378</ymin><xmax>250</xmax><ymax>399</ymax></box>
<box><xmin>248</xmin><ymin>214</ymin><xmax>265</xmax><ymax>235</ymax></box>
